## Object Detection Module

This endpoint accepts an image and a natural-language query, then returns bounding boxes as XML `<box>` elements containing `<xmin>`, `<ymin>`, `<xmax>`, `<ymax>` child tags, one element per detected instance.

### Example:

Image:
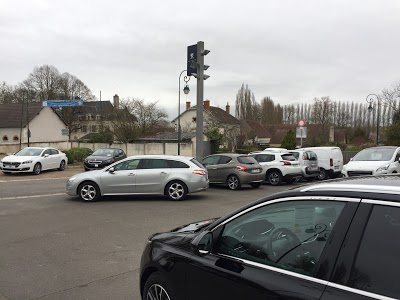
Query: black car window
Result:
<box><xmin>168</xmin><ymin>160</ymin><xmax>190</xmax><ymax>168</ymax></box>
<box><xmin>237</xmin><ymin>156</ymin><xmax>257</xmax><ymax>164</ymax></box>
<box><xmin>140</xmin><ymin>159</ymin><xmax>170</xmax><ymax>169</ymax></box>
<box><xmin>280</xmin><ymin>154</ymin><xmax>297</xmax><ymax>161</ymax></box>
<box><xmin>114</xmin><ymin>159</ymin><xmax>140</xmax><ymax>171</ymax></box>
<box><xmin>307</xmin><ymin>151</ymin><xmax>317</xmax><ymax>161</ymax></box>
<box><xmin>395</xmin><ymin>151</ymin><xmax>400</xmax><ymax>161</ymax></box>
<box><xmin>219</xmin><ymin>156</ymin><xmax>232</xmax><ymax>164</ymax></box>
<box><xmin>43</xmin><ymin>149</ymin><xmax>52</xmax><ymax>156</ymax></box>
<box><xmin>50</xmin><ymin>149</ymin><xmax>59</xmax><ymax>155</ymax></box>
<box><xmin>214</xmin><ymin>200</ymin><xmax>345</xmax><ymax>277</ymax></box>
<box><xmin>203</xmin><ymin>156</ymin><xmax>220</xmax><ymax>166</ymax></box>
<box><xmin>347</xmin><ymin>205</ymin><xmax>400</xmax><ymax>299</ymax></box>
<box><xmin>290</xmin><ymin>152</ymin><xmax>300</xmax><ymax>160</ymax></box>
<box><xmin>254</xmin><ymin>154</ymin><xmax>271</xmax><ymax>162</ymax></box>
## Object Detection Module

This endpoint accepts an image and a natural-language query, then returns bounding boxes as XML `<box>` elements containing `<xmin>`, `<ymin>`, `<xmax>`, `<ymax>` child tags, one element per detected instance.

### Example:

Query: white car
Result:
<box><xmin>249</xmin><ymin>151</ymin><xmax>303</xmax><ymax>185</ymax></box>
<box><xmin>342</xmin><ymin>146</ymin><xmax>400</xmax><ymax>177</ymax></box>
<box><xmin>0</xmin><ymin>147</ymin><xmax>68</xmax><ymax>175</ymax></box>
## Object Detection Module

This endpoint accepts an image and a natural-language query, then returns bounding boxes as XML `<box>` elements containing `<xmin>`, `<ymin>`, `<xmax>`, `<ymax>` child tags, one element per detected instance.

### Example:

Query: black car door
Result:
<box><xmin>321</xmin><ymin>200</ymin><xmax>400</xmax><ymax>300</ymax></box>
<box><xmin>185</xmin><ymin>196</ymin><xmax>359</xmax><ymax>300</ymax></box>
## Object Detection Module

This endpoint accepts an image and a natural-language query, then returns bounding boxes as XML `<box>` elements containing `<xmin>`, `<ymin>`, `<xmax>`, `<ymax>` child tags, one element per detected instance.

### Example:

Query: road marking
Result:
<box><xmin>0</xmin><ymin>177</ymin><xmax>69</xmax><ymax>183</ymax></box>
<box><xmin>0</xmin><ymin>193</ymin><xmax>65</xmax><ymax>201</ymax></box>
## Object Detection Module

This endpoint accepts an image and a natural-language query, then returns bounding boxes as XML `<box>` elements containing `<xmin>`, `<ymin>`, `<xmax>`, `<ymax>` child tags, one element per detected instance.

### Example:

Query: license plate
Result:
<box><xmin>334</xmin><ymin>166</ymin><xmax>339</xmax><ymax>169</ymax></box>
<box><xmin>95</xmin><ymin>164</ymin><xmax>98</xmax><ymax>167</ymax></box>
<box><xmin>251</xmin><ymin>169</ymin><xmax>260</xmax><ymax>173</ymax></box>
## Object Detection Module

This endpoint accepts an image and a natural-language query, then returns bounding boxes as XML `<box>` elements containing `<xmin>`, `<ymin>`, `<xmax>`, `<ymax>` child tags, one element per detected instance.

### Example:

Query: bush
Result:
<box><xmin>64</xmin><ymin>147</ymin><xmax>93</xmax><ymax>164</ymax></box>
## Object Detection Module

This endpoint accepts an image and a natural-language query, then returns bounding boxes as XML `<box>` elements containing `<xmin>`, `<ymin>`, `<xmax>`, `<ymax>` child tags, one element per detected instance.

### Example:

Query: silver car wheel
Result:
<box><xmin>167</xmin><ymin>182</ymin><xmax>185</xmax><ymax>200</ymax></box>
<box><xmin>33</xmin><ymin>163</ymin><xmax>41</xmax><ymax>175</ymax></box>
<box><xmin>268</xmin><ymin>172</ymin><xmax>281</xmax><ymax>185</ymax></box>
<box><xmin>228</xmin><ymin>175</ymin><xmax>239</xmax><ymax>190</ymax></box>
<box><xmin>80</xmin><ymin>184</ymin><xmax>97</xmax><ymax>201</ymax></box>
<box><xmin>146</xmin><ymin>284</ymin><xmax>171</xmax><ymax>300</ymax></box>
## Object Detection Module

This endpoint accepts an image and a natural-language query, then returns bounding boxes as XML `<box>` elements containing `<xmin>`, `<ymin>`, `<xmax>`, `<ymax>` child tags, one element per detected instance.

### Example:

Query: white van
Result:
<box><xmin>297</xmin><ymin>147</ymin><xmax>343</xmax><ymax>180</ymax></box>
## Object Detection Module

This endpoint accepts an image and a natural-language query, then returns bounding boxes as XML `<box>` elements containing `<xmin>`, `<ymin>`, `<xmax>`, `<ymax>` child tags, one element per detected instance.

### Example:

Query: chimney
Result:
<box><xmin>186</xmin><ymin>101</ymin><xmax>191</xmax><ymax>110</ymax></box>
<box><xmin>203</xmin><ymin>99</ymin><xmax>210</xmax><ymax>110</ymax></box>
<box><xmin>226</xmin><ymin>102</ymin><xmax>230</xmax><ymax>114</ymax></box>
<box><xmin>113</xmin><ymin>94</ymin><xmax>120</xmax><ymax>109</ymax></box>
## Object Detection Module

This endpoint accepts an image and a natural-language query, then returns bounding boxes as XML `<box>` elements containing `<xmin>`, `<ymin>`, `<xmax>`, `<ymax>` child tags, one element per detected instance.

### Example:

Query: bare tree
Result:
<box><xmin>312</xmin><ymin>96</ymin><xmax>332</xmax><ymax>129</ymax></box>
<box><xmin>26</xmin><ymin>65</ymin><xmax>62</xmax><ymax>100</ymax></box>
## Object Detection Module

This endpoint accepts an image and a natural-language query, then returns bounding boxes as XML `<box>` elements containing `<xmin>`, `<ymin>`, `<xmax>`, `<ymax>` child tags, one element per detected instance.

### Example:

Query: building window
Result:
<box><xmin>81</xmin><ymin>125</ymin><xmax>87</xmax><ymax>133</ymax></box>
<box><xmin>192</xmin><ymin>117</ymin><xmax>196</xmax><ymax>122</ymax></box>
<box><xmin>86</xmin><ymin>114</ymin><xmax>91</xmax><ymax>120</ymax></box>
<box><xmin>91</xmin><ymin>125</ymin><xmax>97</xmax><ymax>133</ymax></box>
<box><xmin>96</xmin><ymin>115</ymin><xmax>101</xmax><ymax>120</ymax></box>
<box><xmin>2</xmin><ymin>135</ymin><xmax>8</xmax><ymax>141</ymax></box>
<box><xmin>13</xmin><ymin>136</ymin><xmax>19</xmax><ymax>141</ymax></box>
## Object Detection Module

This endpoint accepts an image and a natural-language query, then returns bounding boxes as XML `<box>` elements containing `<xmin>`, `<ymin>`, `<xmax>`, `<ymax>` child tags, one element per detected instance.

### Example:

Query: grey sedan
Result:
<box><xmin>66</xmin><ymin>155</ymin><xmax>208</xmax><ymax>201</ymax></box>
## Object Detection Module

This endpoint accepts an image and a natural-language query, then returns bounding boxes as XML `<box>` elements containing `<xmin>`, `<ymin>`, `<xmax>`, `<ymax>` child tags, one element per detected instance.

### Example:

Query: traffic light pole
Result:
<box><xmin>195</xmin><ymin>41</ymin><xmax>205</xmax><ymax>162</ymax></box>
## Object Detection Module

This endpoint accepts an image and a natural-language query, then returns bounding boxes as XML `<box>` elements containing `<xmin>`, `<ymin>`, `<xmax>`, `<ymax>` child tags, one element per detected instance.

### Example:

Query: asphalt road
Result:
<box><xmin>0</xmin><ymin>168</ymin><xmax>303</xmax><ymax>300</ymax></box>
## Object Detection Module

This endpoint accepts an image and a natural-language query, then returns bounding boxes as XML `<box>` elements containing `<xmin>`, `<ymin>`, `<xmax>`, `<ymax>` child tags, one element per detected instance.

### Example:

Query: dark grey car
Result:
<box><xmin>84</xmin><ymin>148</ymin><xmax>126</xmax><ymax>171</ymax></box>
<box><xmin>202</xmin><ymin>153</ymin><xmax>264</xmax><ymax>190</ymax></box>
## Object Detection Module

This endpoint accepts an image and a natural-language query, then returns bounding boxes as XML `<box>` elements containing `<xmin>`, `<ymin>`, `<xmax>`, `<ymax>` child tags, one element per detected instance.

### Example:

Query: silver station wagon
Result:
<box><xmin>66</xmin><ymin>155</ymin><xmax>208</xmax><ymax>201</ymax></box>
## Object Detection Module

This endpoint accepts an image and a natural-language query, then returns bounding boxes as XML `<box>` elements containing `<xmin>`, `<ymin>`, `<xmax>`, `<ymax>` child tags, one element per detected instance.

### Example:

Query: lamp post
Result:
<box><xmin>178</xmin><ymin>70</ymin><xmax>190</xmax><ymax>155</ymax></box>
<box><xmin>366</xmin><ymin>93</ymin><xmax>380</xmax><ymax>145</ymax></box>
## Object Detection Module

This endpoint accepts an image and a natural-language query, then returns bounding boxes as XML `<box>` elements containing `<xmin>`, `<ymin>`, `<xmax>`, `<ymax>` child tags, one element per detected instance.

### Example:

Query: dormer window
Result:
<box><xmin>2</xmin><ymin>135</ymin><xmax>8</xmax><ymax>141</ymax></box>
<box><xmin>13</xmin><ymin>136</ymin><xmax>19</xmax><ymax>141</ymax></box>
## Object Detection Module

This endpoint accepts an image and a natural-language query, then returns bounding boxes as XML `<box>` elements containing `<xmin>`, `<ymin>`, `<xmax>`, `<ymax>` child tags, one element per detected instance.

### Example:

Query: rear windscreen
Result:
<box><xmin>237</xmin><ymin>156</ymin><xmax>258</xmax><ymax>164</ymax></box>
<box><xmin>306</xmin><ymin>151</ymin><xmax>318</xmax><ymax>161</ymax></box>
<box><xmin>190</xmin><ymin>158</ymin><xmax>205</xmax><ymax>168</ymax></box>
<box><xmin>280</xmin><ymin>154</ymin><xmax>297</xmax><ymax>161</ymax></box>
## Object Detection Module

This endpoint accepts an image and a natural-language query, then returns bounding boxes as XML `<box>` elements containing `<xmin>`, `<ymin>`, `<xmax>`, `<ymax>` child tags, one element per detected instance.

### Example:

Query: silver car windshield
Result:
<box><xmin>353</xmin><ymin>148</ymin><xmax>395</xmax><ymax>161</ymax></box>
<box><xmin>15</xmin><ymin>148</ymin><xmax>43</xmax><ymax>156</ymax></box>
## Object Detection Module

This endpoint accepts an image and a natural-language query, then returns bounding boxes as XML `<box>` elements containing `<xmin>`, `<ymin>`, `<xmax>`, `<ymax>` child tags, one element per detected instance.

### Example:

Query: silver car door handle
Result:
<box><xmin>128</xmin><ymin>173</ymin><xmax>135</xmax><ymax>176</ymax></box>
<box><xmin>212</xmin><ymin>167</ymin><xmax>217</xmax><ymax>170</ymax></box>
<box><xmin>160</xmin><ymin>172</ymin><xmax>167</xmax><ymax>175</ymax></box>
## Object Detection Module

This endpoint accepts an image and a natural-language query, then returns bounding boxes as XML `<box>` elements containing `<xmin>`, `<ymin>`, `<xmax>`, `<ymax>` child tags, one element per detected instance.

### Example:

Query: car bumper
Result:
<box><xmin>303</xmin><ymin>167</ymin><xmax>320</xmax><ymax>178</ymax></box>
<box><xmin>344</xmin><ymin>170</ymin><xmax>385</xmax><ymax>177</ymax></box>
<box><xmin>238</xmin><ymin>172</ymin><xmax>264</xmax><ymax>184</ymax></box>
<box><xmin>84</xmin><ymin>162</ymin><xmax>112</xmax><ymax>170</ymax></box>
<box><xmin>66</xmin><ymin>180</ymin><xmax>79</xmax><ymax>196</ymax></box>
<box><xmin>0</xmin><ymin>164</ymin><xmax>34</xmax><ymax>172</ymax></box>
<box><xmin>187</xmin><ymin>178</ymin><xmax>209</xmax><ymax>194</ymax></box>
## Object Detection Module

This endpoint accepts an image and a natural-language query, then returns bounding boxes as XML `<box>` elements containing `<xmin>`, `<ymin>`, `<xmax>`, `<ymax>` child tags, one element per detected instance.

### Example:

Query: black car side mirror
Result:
<box><xmin>191</xmin><ymin>231</ymin><xmax>213</xmax><ymax>256</ymax></box>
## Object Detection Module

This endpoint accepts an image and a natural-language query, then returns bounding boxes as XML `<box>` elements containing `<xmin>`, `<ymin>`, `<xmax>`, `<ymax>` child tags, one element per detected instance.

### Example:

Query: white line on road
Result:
<box><xmin>0</xmin><ymin>193</ymin><xmax>65</xmax><ymax>201</ymax></box>
<box><xmin>0</xmin><ymin>177</ymin><xmax>69</xmax><ymax>183</ymax></box>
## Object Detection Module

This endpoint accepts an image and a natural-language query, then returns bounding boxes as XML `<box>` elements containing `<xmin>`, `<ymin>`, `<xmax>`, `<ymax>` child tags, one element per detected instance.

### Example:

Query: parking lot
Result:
<box><xmin>0</xmin><ymin>167</ymin><xmax>301</xmax><ymax>300</ymax></box>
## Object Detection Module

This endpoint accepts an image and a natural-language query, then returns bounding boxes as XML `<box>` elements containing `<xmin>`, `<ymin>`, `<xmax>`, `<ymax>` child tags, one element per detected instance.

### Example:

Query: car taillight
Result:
<box><xmin>281</xmin><ymin>161</ymin><xmax>291</xmax><ymax>165</ymax></box>
<box><xmin>330</xmin><ymin>159</ymin><xmax>333</xmax><ymax>166</ymax></box>
<box><xmin>193</xmin><ymin>170</ymin><xmax>206</xmax><ymax>176</ymax></box>
<box><xmin>236</xmin><ymin>165</ymin><xmax>248</xmax><ymax>172</ymax></box>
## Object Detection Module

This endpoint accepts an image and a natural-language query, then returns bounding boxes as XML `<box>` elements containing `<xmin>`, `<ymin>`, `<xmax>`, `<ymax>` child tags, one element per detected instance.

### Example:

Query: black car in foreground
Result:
<box><xmin>140</xmin><ymin>175</ymin><xmax>400</xmax><ymax>300</ymax></box>
<box><xmin>84</xmin><ymin>148</ymin><xmax>126</xmax><ymax>170</ymax></box>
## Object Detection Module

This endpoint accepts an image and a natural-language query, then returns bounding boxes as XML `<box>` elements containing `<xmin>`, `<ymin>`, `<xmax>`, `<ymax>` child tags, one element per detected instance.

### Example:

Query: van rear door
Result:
<box><xmin>331</xmin><ymin>148</ymin><xmax>343</xmax><ymax>172</ymax></box>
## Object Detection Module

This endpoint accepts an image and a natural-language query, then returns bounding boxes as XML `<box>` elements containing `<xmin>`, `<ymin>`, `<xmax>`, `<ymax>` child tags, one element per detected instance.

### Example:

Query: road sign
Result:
<box><xmin>298</xmin><ymin>119</ymin><xmax>306</xmax><ymax>127</ymax></box>
<box><xmin>187</xmin><ymin>44</ymin><xmax>197</xmax><ymax>76</ymax></box>
<box><xmin>296</xmin><ymin>127</ymin><xmax>307</xmax><ymax>138</ymax></box>
<box><xmin>42</xmin><ymin>100</ymin><xmax>84</xmax><ymax>107</ymax></box>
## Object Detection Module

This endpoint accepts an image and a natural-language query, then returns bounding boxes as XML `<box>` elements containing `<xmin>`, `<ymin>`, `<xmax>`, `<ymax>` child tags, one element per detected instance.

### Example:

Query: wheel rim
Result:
<box><xmin>228</xmin><ymin>176</ymin><xmax>238</xmax><ymax>189</ymax></box>
<box><xmin>269</xmin><ymin>173</ymin><xmax>279</xmax><ymax>184</ymax></box>
<box><xmin>34</xmin><ymin>164</ymin><xmax>41</xmax><ymax>174</ymax></box>
<box><xmin>146</xmin><ymin>284</ymin><xmax>171</xmax><ymax>300</ymax></box>
<box><xmin>80</xmin><ymin>184</ymin><xmax>97</xmax><ymax>201</ymax></box>
<box><xmin>60</xmin><ymin>161</ymin><xmax>65</xmax><ymax>170</ymax></box>
<box><xmin>318</xmin><ymin>171</ymin><xmax>326</xmax><ymax>180</ymax></box>
<box><xmin>168</xmin><ymin>182</ymin><xmax>184</xmax><ymax>200</ymax></box>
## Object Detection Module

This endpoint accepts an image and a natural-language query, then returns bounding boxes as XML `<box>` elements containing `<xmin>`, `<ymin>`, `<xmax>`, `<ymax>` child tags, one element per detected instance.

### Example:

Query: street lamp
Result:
<box><xmin>178</xmin><ymin>70</ymin><xmax>190</xmax><ymax>155</ymax></box>
<box><xmin>366</xmin><ymin>93</ymin><xmax>380</xmax><ymax>145</ymax></box>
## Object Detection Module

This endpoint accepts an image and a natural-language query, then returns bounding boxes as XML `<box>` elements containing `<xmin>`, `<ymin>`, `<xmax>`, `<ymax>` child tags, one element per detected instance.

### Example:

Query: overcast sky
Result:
<box><xmin>1</xmin><ymin>0</ymin><xmax>399</xmax><ymax>119</ymax></box>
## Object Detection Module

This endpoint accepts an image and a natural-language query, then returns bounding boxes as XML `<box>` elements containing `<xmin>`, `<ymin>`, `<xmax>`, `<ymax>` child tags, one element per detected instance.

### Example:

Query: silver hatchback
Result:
<box><xmin>66</xmin><ymin>155</ymin><xmax>208</xmax><ymax>201</ymax></box>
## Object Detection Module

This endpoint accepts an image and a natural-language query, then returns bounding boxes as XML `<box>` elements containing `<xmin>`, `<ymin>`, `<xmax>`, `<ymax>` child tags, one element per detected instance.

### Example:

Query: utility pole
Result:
<box><xmin>26</xmin><ymin>91</ymin><xmax>30</xmax><ymax>146</ymax></box>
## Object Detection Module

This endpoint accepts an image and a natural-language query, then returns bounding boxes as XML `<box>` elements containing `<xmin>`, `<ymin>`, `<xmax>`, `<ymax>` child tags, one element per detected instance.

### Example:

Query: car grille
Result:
<box><xmin>88</xmin><ymin>160</ymin><xmax>103</xmax><ymax>164</ymax></box>
<box><xmin>348</xmin><ymin>171</ymin><xmax>373</xmax><ymax>177</ymax></box>
<box><xmin>2</xmin><ymin>162</ymin><xmax>21</xmax><ymax>167</ymax></box>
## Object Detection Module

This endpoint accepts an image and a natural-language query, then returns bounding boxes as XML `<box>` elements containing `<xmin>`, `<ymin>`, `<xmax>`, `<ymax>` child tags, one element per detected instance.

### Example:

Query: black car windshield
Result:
<box><xmin>353</xmin><ymin>148</ymin><xmax>395</xmax><ymax>161</ymax></box>
<box><xmin>237</xmin><ymin>156</ymin><xmax>257</xmax><ymax>164</ymax></box>
<box><xmin>15</xmin><ymin>148</ymin><xmax>43</xmax><ymax>156</ymax></box>
<box><xmin>280</xmin><ymin>154</ymin><xmax>297</xmax><ymax>161</ymax></box>
<box><xmin>92</xmin><ymin>149</ymin><xmax>115</xmax><ymax>156</ymax></box>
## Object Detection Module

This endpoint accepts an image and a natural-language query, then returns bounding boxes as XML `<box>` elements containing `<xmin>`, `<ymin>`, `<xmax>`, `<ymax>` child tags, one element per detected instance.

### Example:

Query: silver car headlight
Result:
<box><xmin>376</xmin><ymin>164</ymin><xmax>390</xmax><ymax>172</ymax></box>
<box><xmin>22</xmin><ymin>160</ymin><xmax>33</xmax><ymax>164</ymax></box>
<box><xmin>68</xmin><ymin>176</ymin><xmax>77</xmax><ymax>183</ymax></box>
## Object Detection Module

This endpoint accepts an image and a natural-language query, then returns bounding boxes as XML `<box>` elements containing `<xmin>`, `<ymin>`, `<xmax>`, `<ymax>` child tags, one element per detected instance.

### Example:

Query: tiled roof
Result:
<box><xmin>244</xmin><ymin>120</ymin><xmax>269</xmax><ymax>138</ymax></box>
<box><xmin>0</xmin><ymin>102</ymin><xmax>45</xmax><ymax>128</ymax></box>
<box><xmin>174</xmin><ymin>105</ymin><xmax>240</xmax><ymax>126</ymax></box>
<box><xmin>77</xmin><ymin>101</ymin><xmax>115</xmax><ymax>115</ymax></box>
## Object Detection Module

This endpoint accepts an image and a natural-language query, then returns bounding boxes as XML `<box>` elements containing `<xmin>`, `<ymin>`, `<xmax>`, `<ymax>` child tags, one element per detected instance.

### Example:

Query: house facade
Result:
<box><xmin>0</xmin><ymin>103</ymin><xmax>68</xmax><ymax>144</ymax></box>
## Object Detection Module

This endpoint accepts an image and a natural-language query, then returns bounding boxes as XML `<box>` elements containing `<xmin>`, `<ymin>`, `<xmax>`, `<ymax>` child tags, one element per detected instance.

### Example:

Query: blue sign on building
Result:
<box><xmin>42</xmin><ymin>100</ymin><xmax>84</xmax><ymax>107</ymax></box>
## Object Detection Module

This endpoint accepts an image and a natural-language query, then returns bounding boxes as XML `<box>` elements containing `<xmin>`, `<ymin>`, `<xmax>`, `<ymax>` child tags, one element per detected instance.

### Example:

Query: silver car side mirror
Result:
<box><xmin>108</xmin><ymin>167</ymin><xmax>115</xmax><ymax>173</ymax></box>
<box><xmin>44</xmin><ymin>154</ymin><xmax>49</xmax><ymax>157</ymax></box>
